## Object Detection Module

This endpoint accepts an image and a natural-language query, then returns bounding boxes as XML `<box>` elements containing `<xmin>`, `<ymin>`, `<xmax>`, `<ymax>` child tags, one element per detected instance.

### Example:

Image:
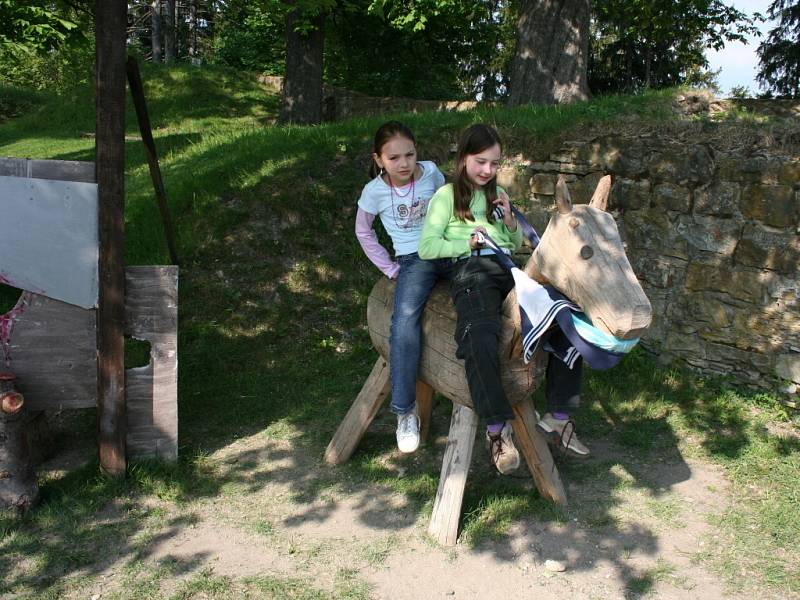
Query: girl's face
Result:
<box><xmin>464</xmin><ymin>143</ymin><xmax>501</xmax><ymax>188</ymax></box>
<box><xmin>374</xmin><ymin>135</ymin><xmax>417</xmax><ymax>186</ymax></box>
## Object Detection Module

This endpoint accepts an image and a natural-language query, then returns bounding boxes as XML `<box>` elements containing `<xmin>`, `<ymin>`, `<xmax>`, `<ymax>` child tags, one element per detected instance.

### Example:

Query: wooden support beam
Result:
<box><xmin>324</xmin><ymin>357</ymin><xmax>390</xmax><ymax>465</ymax></box>
<box><xmin>125</xmin><ymin>56</ymin><xmax>179</xmax><ymax>265</ymax></box>
<box><xmin>511</xmin><ymin>399</ymin><xmax>567</xmax><ymax>505</ymax></box>
<box><xmin>95</xmin><ymin>0</ymin><xmax>128</xmax><ymax>477</ymax></box>
<box><xmin>415</xmin><ymin>380</ymin><xmax>435</xmax><ymax>442</ymax></box>
<box><xmin>428</xmin><ymin>403</ymin><xmax>478</xmax><ymax>546</ymax></box>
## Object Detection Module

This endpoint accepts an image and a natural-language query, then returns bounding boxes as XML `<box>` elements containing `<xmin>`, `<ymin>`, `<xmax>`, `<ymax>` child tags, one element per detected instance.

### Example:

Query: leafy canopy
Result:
<box><xmin>757</xmin><ymin>0</ymin><xmax>800</xmax><ymax>97</ymax></box>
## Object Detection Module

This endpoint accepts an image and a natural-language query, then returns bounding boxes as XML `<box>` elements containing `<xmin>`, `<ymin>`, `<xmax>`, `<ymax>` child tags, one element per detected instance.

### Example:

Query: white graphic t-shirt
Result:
<box><xmin>357</xmin><ymin>161</ymin><xmax>445</xmax><ymax>256</ymax></box>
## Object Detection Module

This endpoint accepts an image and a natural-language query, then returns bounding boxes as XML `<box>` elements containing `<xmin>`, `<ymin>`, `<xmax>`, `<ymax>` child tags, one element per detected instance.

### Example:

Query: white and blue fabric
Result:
<box><xmin>478</xmin><ymin>206</ymin><xmax>639</xmax><ymax>371</ymax></box>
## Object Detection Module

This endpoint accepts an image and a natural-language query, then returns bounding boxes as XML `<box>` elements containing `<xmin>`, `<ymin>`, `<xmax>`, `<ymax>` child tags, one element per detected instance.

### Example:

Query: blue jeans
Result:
<box><xmin>390</xmin><ymin>253</ymin><xmax>453</xmax><ymax>415</ymax></box>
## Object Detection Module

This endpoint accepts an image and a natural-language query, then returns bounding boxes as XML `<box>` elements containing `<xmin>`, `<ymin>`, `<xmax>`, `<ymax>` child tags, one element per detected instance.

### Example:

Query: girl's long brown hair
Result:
<box><xmin>453</xmin><ymin>124</ymin><xmax>501</xmax><ymax>223</ymax></box>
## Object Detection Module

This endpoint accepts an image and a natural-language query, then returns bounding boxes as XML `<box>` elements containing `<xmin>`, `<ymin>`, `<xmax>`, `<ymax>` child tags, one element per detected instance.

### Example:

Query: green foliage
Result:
<box><xmin>0</xmin><ymin>1</ymin><xmax>93</xmax><ymax>92</ymax></box>
<box><xmin>0</xmin><ymin>0</ymin><xmax>79</xmax><ymax>54</ymax></box>
<box><xmin>757</xmin><ymin>0</ymin><xmax>800</xmax><ymax>97</ymax></box>
<box><xmin>589</xmin><ymin>0</ymin><xmax>758</xmax><ymax>94</ymax></box>
<box><xmin>211</xmin><ymin>2</ymin><xmax>286</xmax><ymax>74</ymax></box>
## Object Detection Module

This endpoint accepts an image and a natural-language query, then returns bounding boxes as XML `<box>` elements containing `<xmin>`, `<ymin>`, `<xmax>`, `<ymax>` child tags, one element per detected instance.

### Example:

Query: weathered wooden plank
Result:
<box><xmin>0</xmin><ymin>157</ymin><xmax>95</xmax><ymax>183</ymax></box>
<box><xmin>0</xmin><ymin>175</ymin><xmax>99</xmax><ymax>308</ymax></box>
<box><xmin>428</xmin><ymin>403</ymin><xmax>478</xmax><ymax>546</ymax></box>
<box><xmin>324</xmin><ymin>357</ymin><xmax>390</xmax><ymax>465</ymax></box>
<box><xmin>511</xmin><ymin>398</ymin><xmax>567</xmax><ymax>506</ymax></box>
<box><xmin>95</xmin><ymin>0</ymin><xmax>128</xmax><ymax>476</ymax></box>
<box><xmin>125</xmin><ymin>266</ymin><xmax>178</xmax><ymax>461</ymax></box>
<box><xmin>3</xmin><ymin>292</ymin><xmax>97</xmax><ymax>410</ymax></box>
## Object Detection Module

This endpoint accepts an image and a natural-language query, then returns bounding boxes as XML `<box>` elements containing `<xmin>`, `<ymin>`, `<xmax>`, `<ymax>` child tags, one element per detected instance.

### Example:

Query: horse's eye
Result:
<box><xmin>580</xmin><ymin>245</ymin><xmax>594</xmax><ymax>259</ymax></box>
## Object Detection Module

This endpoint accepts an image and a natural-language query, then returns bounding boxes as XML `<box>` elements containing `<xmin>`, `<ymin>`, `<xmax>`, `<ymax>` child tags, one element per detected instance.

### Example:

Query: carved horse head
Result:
<box><xmin>525</xmin><ymin>175</ymin><xmax>651</xmax><ymax>340</ymax></box>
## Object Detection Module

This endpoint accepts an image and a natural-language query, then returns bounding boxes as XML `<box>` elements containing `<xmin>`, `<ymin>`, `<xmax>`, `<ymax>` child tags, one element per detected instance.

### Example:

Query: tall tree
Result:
<box><xmin>278</xmin><ymin>0</ymin><xmax>337</xmax><ymax>124</ymax></box>
<box><xmin>590</xmin><ymin>0</ymin><xmax>756</xmax><ymax>94</ymax></box>
<box><xmin>507</xmin><ymin>0</ymin><xmax>591</xmax><ymax>106</ymax></box>
<box><xmin>279</xmin><ymin>1</ymin><xmax>327</xmax><ymax>124</ymax></box>
<box><xmin>188</xmin><ymin>0</ymin><xmax>197</xmax><ymax>62</ymax></box>
<box><xmin>151</xmin><ymin>0</ymin><xmax>162</xmax><ymax>63</ymax></box>
<box><xmin>164</xmin><ymin>0</ymin><xmax>175</xmax><ymax>62</ymax></box>
<box><xmin>757</xmin><ymin>0</ymin><xmax>800</xmax><ymax>97</ymax></box>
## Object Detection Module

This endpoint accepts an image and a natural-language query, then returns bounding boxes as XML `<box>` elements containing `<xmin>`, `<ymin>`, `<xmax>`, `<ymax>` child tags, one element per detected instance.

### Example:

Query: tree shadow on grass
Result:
<box><xmin>3</xmin><ymin>113</ymin><xmax>794</xmax><ymax>599</ymax></box>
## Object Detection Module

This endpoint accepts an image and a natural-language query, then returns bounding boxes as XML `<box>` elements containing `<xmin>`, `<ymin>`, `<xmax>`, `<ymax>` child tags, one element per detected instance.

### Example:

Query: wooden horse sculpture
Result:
<box><xmin>325</xmin><ymin>175</ymin><xmax>652</xmax><ymax>545</ymax></box>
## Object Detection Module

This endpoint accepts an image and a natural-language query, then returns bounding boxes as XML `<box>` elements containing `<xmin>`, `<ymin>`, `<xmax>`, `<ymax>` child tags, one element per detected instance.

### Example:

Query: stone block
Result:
<box><xmin>778</xmin><ymin>161</ymin><xmax>800</xmax><ymax>186</ymax></box>
<box><xmin>648</xmin><ymin>145</ymin><xmax>714</xmax><ymax>186</ymax></box>
<box><xmin>694</xmin><ymin>181</ymin><xmax>741</xmax><ymax>217</ymax></box>
<box><xmin>569</xmin><ymin>172</ymin><xmax>605</xmax><ymax>205</ymax></box>
<box><xmin>718</xmin><ymin>156</ymin><xmax>780</xmax><ymax>184</ymax></box>
<box><xmin>776</xmin><ymin>353</ymin><xmax>800</xmax><ymax>384</ymax></box>
<box><xmin>530</xmin><ymin>173</ymin><xmax>555</xmax><ymax>195</ymax></box>
<box><xmin>676</xmin><ymin>214</ymin><xmax>742</xmax><ymax>256</ymax></box>
<box><xmin>734</xmin><ymin>223</ymin><xmax>800</xmax><ymax>274</ymax></box>
<box><xmin>610</xmin><ymin>178</ymin><xmax>650</xmax><ymax>210</ymax></box>
<box><xmin>741</xmin><ymin>183</ymin><xmax>796</xmax><ymax>227</ymax></box>
<box><xmin>684</xmin><ymin>263</ymin><xmax>764</xmax><ymax>303</ymax></box>
<box><xmin>626</xmin><ymin>211</ymin><xmax>688</xmax><ymax>259</ymax></box>
<box><xmin>653</xmin><ymin>182</ymin><xmax>691</xmax><ymax>212</ymax></box>
<box><xmin>497</xmin><ymin>165</ymin><xmax>530</xmax><ymax>200</ymax></box>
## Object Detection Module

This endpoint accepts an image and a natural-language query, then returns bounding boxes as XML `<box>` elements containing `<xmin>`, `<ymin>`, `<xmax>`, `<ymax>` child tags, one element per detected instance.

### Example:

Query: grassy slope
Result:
<box><xmin>0</xmin><ymin>64</ymin><xmax>798</xmax><ymax>598</ymax></box>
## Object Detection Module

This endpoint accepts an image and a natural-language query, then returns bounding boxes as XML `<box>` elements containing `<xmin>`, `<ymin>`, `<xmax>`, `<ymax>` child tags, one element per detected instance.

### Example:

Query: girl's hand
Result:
<box><xmin>495</xmin><ymin>191</ymin><xmax>517</xmax><ymax>231</ymax></box>
<box><xmin>469</xmin><ymin>226</ymin><xmax>487</xmax><ymax>250</ymax></box>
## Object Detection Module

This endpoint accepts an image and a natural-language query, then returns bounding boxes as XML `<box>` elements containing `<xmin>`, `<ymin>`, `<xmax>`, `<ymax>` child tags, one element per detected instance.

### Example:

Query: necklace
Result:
<box><xmin>388</xmin><ymin>172</ymin><xmax>417</xmax><ymax>229</ymax></box>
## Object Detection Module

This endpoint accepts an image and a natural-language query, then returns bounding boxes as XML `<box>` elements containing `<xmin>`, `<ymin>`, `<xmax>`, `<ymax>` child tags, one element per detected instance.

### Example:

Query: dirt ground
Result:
<box><xmin>33</xmin><ymin>418</ymin><xmax>769</xmax><ymax>600</ymax></box>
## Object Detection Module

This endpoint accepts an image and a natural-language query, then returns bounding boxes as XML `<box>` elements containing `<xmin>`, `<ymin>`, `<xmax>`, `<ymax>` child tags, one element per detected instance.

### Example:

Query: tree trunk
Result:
<box><xmin>188</xmin><ymin>0</ymin><xmax>197</xmax><ymax>63</ymax></box>
<box><xmin>279</xmin><ymin>6</ymin><xmax>325</xmax><ymax>125</ymax></box>
<box><xmin>151</xmin><ymin>0</ymin><xmax>162</xmax><ymax>63</ymax></box>
<box><xmin>507</xmin><ymin>0</ymin><xmax>591</xmax><ymax>106</ymax></box>
<box><xmin>164</xmin><ymin>0</ymin><xmax>176</xmax><ymax>63</ymax></box>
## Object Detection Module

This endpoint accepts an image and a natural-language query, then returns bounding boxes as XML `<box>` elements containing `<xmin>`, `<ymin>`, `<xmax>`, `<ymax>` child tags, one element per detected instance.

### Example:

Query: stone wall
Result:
<box><xmin>258</xmin><ymin>75</ymin><xmax>477</xmax><ymax>120</ymax></box>
<box><xmin>498</xmin><ymin>119</ymin><xmax>800</xmax><ymax>395</ymax></box>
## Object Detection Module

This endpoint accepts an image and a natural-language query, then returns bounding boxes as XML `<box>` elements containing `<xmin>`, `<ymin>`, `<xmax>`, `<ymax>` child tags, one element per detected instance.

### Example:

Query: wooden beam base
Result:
<box><xmin>511</xmin><ymin>399</ymin><xmax>567</xmax><ymax>506</ymax></box>
<box><xmin>427</xmin><ymin>403</ymin><xmax>478</xmax><ymax>546</ymax></box>
<box><xmin>324</xmin><ymin>357</ymin><xmax>390</xmax><ymax>465</ymax></box>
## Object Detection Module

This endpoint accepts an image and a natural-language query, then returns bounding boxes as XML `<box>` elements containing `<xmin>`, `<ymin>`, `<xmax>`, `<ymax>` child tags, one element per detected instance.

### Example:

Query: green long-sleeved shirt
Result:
<box><xmin>418</xmin><ymin>184</ymin><xmax>523</xmax><ymax>259</ymax></box>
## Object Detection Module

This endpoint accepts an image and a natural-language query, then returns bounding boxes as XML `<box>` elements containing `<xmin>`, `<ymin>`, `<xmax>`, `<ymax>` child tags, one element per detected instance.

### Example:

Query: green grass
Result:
<box><xmin>1</xmin><ymin>65</ymin><xmax>797</xmax><ymax>599</ymax></box>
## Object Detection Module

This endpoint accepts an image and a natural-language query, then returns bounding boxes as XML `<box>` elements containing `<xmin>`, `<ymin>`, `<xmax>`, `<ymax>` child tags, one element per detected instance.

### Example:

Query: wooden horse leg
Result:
<box><xmin>428</xmin><ymin>403</ymin><xmax>478</xmax><ymax>546</ymax></box>
<box><xmin>324</xmin><ymin>357</ymin><xmax>390</xmax><ymax>465</ymax></box>
<box><xmin>511</xmin><ymin>398</ymin><xmax>567</xmax><ymax>506</ymax></box>
<box><xmin>415</xmin><ymin>380</ymin><xmax>435</xmax><ymax>442</ymax></box>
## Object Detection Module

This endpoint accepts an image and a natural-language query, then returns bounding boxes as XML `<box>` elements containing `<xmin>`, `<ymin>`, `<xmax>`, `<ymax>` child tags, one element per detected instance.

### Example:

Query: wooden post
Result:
<box><xmin>95</xmin><ymin>1</ymin><xmax>128</xmax><ymax>477</ymax></box>
<box><xmin>0</xmin><ymin>372</ymin><xmax>39</xmax><ymax>513</ymax></box>
<box><xmin>428</xmin><ymin>403</ymin><xmax>478</xmax><ymax>546</ymax></box>
<box><xmin>125</xmin><ymin>56</ymin><xmax>179</xmax><ymax>265</ymax></box>
<box><xmin>324</xmin><ymin>357</ymin><xmax>390</xmax><ymax>465</ymax></box>
<box><xmin>416</xmin><ymin>380</ymin><xmax>435</xmax><ymax>442</ymax></box>
<box><xmin>511</xmin><ymin>399</ymin><xmax>567</xmax><ymax>505</ymax></box>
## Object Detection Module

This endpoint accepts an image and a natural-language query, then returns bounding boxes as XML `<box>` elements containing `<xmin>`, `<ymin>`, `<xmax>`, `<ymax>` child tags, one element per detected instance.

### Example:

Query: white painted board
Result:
<box><xmin>0</xmin><ymin>175</ymin><xmax>99</xmax><ymax>308</ymax></box>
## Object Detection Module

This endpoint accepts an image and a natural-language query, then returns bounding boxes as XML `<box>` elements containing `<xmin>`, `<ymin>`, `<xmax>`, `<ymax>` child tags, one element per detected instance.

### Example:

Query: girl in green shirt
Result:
<box><xmin>419</xmin><ymin>124</ymin><xmax>524</xmax><ymax>474</ymax></box>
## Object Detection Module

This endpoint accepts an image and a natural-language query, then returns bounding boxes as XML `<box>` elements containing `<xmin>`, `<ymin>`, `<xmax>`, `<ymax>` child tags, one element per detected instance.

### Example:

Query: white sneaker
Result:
<box><xmin>537</xmin><ymin>412</ymin><xmax>590</xmax><ymax>456</ymax></box>
<box><xmin>396</xmin><ymin>410</ymin><xmax>420</xmax><ymax>453</ymax></box>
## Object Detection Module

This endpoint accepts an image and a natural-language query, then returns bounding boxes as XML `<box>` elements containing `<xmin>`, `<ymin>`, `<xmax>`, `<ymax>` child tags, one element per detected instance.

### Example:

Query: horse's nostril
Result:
<box><xmin>580</xmin><ymin>245</ymin><xmax>594</xmax><ymax>259</ymax></box>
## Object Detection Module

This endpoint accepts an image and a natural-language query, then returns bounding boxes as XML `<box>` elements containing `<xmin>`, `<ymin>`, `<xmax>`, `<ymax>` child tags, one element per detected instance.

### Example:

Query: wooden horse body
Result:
<box><xmin>326</xmin><ymin>175</ymin><xmax>652</xmax><ymax>545</ymax></box>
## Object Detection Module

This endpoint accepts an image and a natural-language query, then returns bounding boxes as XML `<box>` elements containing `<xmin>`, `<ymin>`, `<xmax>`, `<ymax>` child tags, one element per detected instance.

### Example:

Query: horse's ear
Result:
<box><xmin>555</xmin><ymin>175</ymin><xmax>572</xmax><ymax>215</ymax></box>
<box><xmin>589</xmin><ymin>174</ymin><xmax>612</xmax><ymax>212</ymax></box>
